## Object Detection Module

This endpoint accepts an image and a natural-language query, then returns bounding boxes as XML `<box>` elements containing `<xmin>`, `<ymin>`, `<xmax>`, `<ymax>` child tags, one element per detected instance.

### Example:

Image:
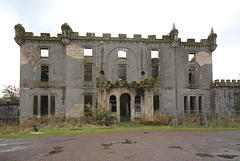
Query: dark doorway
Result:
<box><xmin>120</xmin><ymin>93</ymin><xmax>131</xmax><ymax>122</ymax></box>
<box><xmin>41</xmin><ymin>96</ymin><xmax>48</xmax><ymax>116</ymax></box>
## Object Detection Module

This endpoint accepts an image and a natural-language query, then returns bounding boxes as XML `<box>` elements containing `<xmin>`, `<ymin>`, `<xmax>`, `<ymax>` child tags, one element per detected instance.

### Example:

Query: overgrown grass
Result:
<box><xmin>1</xmin><ymin>122</ymin><xmax>240</xmax><ymax>139</ymax></box>
<box><xmin>179</xmin><ymin>112</ymin><xmax>240</xmax><ymax>128</ymax></box>
<box><xmin>1</xmin><ymin>112</ymin><xmax>240</xmax><ymax>139</ymax></box>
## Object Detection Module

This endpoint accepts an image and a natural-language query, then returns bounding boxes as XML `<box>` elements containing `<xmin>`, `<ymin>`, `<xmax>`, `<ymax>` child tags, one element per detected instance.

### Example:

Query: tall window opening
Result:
<box><xmin>118</xmin><ymin>51</ymin><xmax>126</xmax><ymax>58</ymax></box>
<box><xmin>84</xmin><ymin>48</ymin><xmax>92</xmax><ymax>56</ymax></box>
<box><xmin>189</xmin><ymin>69</ymin><xmax>195</xmax><ymax>85</ymax></box>
<box><xmin>118</xmin><ymin>65</ymin><xmax>126</xmax><ymax>81</ymax></box>
<box><xmin>199</xmin><ymin>96</ymin><xmax>202</xmax><ymax>112</ymax></box>
<box><xmin>84</xmin><ymin>64</ymin><xmax>92</xmax><ymax>81</ymax></box>
<box><xmin>41</xmin><ymin>49</ymin><xmax>49</xmax><ymax>57</ymax></box>
<box><xmin>110</xmin><ymin>95</ymin><xmax>117</xmax><ymax>112</ymax></box>
<box><xmin>153</xmin><ymin>95</ymin><xmax>160</xmax><ymax>112</ymax></box>
<box><xmin>50</xmin><ymin>95</ymin><xmax>55</xmax><ymax>115</ymax></box>
<box><xmin>41</xmin><ymin>65</ymin><xmax>49</xmax><ymax>82</ymax></box>
<box><xmin>84</xmin><ymin>95</ymin><xmax>92</xmax><ymax>112</ymax></box>
<box><xmin>190</xmin><ymin>96</ymin><xmax>196</xmax><ymax>113</ymax></box>
<box><xmin>135</xmin><ymin>95</ymin><xmax>141</xmax><ymax>112</ymax></box>
<box><xmin>41</xmin><ymin>96</ymin><xmax>48</xmax><ymax>116</ymax></box>
<box><xmin>33</xmin><ymin>96</ymin><xmax>38</xmax><ymax>115</ymax></box>
<box><xmin>237</xmin><ymin>95</ymin><xmax>240</xmax><ymax>111</ymax></box>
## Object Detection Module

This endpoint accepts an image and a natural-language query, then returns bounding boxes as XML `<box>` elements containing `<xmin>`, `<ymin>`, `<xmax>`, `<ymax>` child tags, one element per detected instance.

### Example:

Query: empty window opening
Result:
<box><xmin>184</xmin><ymin>96</ymin><xmax>188</xmax><ymax>113</ymax></box>
<box><xmin>84</xmin><ymin>48</ymin><xmax>92</xmax><ymax>56</ymax></box>
<box><xmin>188</xmin><ymin>53</ymin><xmax>195</xmax><ymax>62</ymax></box>
<box><xmin>33</xmin><ymin>96</ymin><xmax>38</xmax><ymax>115</ymax></box>
<box><xmin>41</xmin><ymin>49</ymin><xmax>49</xmax><ymax>57</ymax></box>
<box><xmin>41</xmin><ymin>96</ymin><xmax>48</xmax><ymax>116</ymax></box>
<box><xmin>234</xmin><ymin>94</ymin><xmax>240</xmax><ymax>111</ymax></box>
<box><xmin>153</xmin><ymin>95</ymin><xmax>160</xmax><ymax>112</ymax></box>
<box><xmin>199</xmin><ymin>96</ymin><xmax>202</xmax><ymax>112</ymax></box>
<box><xmin>118</xmin><ymin>66</ymin><xmax>126</xmax><ymax>81</ymax></box>
<box><xmin>118</xmin><ymin>51</ymin><xmax>126</xmax><ymax>58</ymax></box>
<box><xmin>110</xmin><ymin>95</ymin><xmax>117</xmax><ymax>112</ymax></box>
<box><xmin>190</xmin><ymin>96</ymin><xmax>196</xmax><ymax>113</ymax></box>
<box><xmin>84</xmin><ymin>64</ymin><xmax>92</xmax><ymax>81</ymax></box>
<box><xmin>152</xmin><ymin>66</ymin><xmax>159</xmax><ymax>78</ymax></box>
<box><xmin>50</xmin><ymin>95</ymin><xmax>55</xmax><ymax>115</ymax></box>
<box><xmin>84</xmin><ymin>95</ymin><xmax>92</xmax><ymax>112</ymax></box>
<box><xmin>237</xmin><ymin>95</ymin><xmax>240</xmax><ymax>111</ymax></box>
<box><xmin>135</xmin><ymin>95</ymin><xmax>141</xmax><ymax>112</ymax></box>
<box><xmin>189</xmin><ymin>69</ymin><xmax>195</xmax><ymax>85</ymax></box>
<box><xmin>41</xmin><ymin>65</ymin><xmax>49</xmax><ymax>82</ymax></box>
<box><xmin>151</xmin><ymin>50</ymin><xmax>159</xmax><ymax>58</ymax></box>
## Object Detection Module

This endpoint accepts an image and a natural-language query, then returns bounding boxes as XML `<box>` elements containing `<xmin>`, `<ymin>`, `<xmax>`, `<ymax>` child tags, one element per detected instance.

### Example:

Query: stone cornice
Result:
<box><xmin>14</xmin><ymin>23</ymin><xmax>216</xmax><ymax>48</ymax></box>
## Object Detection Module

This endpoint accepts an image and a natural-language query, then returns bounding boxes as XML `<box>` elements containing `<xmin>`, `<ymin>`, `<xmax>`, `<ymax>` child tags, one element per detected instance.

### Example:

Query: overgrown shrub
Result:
<box><xmin>140</xmin><ymin>111</ymin><xmax>172</xmax><ymax>126</ymax></box>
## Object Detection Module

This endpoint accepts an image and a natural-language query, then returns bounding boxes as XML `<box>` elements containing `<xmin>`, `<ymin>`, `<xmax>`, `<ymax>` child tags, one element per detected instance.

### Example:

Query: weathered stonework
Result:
<box><xmin>66</xmin><ymin>44</ymin><xmax>84</xmax><ymax>59</ymax></box>
<box><xmin>68</xmin><ymin>104</ymin><xmax>84</xmax><ymax>117</ymax></box>
<box><xmin>20</xmin><ymin>44</ymin><xmax>39</xmax><ymax>65</ymax></box>
<box><xmin>196</xmin><ymin>51</ymin><xmax>212</xmax><ymax>66</ymax></box>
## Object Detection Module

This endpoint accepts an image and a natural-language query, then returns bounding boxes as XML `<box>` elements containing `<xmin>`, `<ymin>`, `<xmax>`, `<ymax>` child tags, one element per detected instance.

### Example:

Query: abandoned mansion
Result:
<box><xmin>14</xmin><ymin>23</ymin><xmax>240</xmax><ymax>122</ymax></box>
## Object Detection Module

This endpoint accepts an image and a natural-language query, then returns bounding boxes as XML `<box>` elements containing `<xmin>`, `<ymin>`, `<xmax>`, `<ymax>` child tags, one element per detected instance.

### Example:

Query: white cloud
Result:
<box><xmin>0</xmin><ymin>0</ymin><xmax>240</xmax><ymax>93</ymax></box>
<box><xmin>0</xmin><ymin>11</ymin><xmax>20</xmax><ymax>92</ymax></box>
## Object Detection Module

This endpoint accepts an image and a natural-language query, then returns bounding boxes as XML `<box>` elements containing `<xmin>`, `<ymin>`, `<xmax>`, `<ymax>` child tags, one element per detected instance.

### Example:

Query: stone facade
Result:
<box><xmin>15</xmin><ymin>23</ymin><xmax>222</xmax><ymax>122</ymax></box>
<box><xmin>212</xmin><ymin>80</ymin><xmax>240</xmax><ymax>114</ymax></box>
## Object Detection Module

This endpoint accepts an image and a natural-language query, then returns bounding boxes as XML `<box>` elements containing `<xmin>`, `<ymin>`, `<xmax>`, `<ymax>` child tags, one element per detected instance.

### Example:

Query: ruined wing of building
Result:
<box><xmin>14</xmin><ymin>23</ymin><xmax>239</xmax><ymax>122</ymax></box>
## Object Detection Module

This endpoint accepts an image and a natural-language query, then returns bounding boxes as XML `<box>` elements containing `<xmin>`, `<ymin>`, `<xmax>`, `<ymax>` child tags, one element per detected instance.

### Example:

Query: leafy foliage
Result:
<box><xmin>0</xmin><ymin>85</ymin><xmax>20</xmax><ymax>104</ymax></box>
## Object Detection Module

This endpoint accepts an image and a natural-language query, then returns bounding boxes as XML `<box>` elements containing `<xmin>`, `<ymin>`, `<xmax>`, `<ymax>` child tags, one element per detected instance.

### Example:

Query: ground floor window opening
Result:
<box><xmin>110</xmin><ymin>95</ymin><xmax>116</xmax><ymax>112</ymax></box>
<box><xmin>33</xmin><ymin>95</ymin><xmax>56</xmax><ymax>116</ymax></box>
<box><xmin>184</xmin><ymin>95</ymin><xmax>202</xmax><ymax>113</ymax></box>
<box><xmin>84</xmin><ymin>95</ymin><xmax>92</xmax><ymax>112</ymax></box>
<box><xmin>135</xmin><ymin>95</ymin><xmax>141</xmax><ymax>113</ymax></box>
<box><xmin>41</xmin><ymin>96</ymin><xmax>48</xmax><ymax>116</ymax></box>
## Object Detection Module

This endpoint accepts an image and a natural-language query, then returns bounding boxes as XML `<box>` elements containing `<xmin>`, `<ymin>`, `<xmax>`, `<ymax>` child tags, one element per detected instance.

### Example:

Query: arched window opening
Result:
<box><xmin>135</xmin><ymin>95</ymin><xmax>141</xmax><ymax>112</ymax></box>
<box><xmin>189</xmin><ymin>68</ymin><xmax>196</xmax><ymax>85</ymax></box>
<box><xmin>118</xmin><ymin>65</ymin><xmax>126</xmax><ymax>81</ymax></box>
<box><xmin>110</xmin><ymin>95</ymin><xmax>116</xmax><ymax>112</ymax></box>
<box><xmin>41</xmin><ymin>65</ymin><xmax>49</xmax><ymax>82</ymax></box>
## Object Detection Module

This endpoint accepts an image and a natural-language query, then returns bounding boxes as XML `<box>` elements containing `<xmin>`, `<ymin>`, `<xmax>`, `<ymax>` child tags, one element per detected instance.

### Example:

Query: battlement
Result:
<box><xmin>14</xmin><ymin>23</ymin><xmax>216</xmax><ymax>47</ymax></box>
<box><xmin>213</xmin><ymin>79</ymin><xmax>240</xmax><ymax>87</ymax></box>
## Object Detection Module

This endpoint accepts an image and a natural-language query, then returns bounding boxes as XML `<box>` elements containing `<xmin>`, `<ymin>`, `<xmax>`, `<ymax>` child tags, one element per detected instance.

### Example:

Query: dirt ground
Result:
<box><xmin>0</xmin><ymin>130</ymin><xmax>240</xmax><ymax>161</ymax></box>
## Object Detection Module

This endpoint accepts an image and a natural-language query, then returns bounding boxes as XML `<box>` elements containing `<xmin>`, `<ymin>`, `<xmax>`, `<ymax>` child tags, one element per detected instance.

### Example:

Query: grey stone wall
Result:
<box><xmin>15</xmin><ymin>23</ymin><xmax>217</xmax><ymax>120</ymax></box>
<box><xmin>213</xmin><ymin>80</ymin><xmax>240</xmax><ymax>114</ymax></box>
<box><xmin>0</xmin><ymin>104</ymin><xmax>19</xmax><ymax>125</ymax></box>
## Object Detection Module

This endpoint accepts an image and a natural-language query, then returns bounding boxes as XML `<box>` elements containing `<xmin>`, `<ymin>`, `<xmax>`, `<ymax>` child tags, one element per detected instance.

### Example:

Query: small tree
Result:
<box><xmin>1</xmin><ymin>85</ymin><xmax>20</xmax><ymax>104</ymax></box>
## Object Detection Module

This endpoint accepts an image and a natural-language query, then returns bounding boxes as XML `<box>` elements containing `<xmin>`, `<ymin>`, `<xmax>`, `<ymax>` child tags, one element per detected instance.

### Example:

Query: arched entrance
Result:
<box><xmin>120</xmin><ymin>93</ymin><xmax>131</xmax><ymax>122</ymax></box>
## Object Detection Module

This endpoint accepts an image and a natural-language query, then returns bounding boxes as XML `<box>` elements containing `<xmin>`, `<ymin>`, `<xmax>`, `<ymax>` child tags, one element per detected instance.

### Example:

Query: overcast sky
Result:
<box><xmin>0</xmin><ymin>0</ymin><xmax>240</xmax><ymax>93</ymax></box>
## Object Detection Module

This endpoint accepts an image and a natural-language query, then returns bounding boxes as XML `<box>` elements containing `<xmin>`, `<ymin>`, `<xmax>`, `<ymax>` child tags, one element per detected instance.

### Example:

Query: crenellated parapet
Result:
<box><xmin>212</xmin><ymin>79</ymin><xmax>240</xmax><ymax>87</ymax></box>
<box><xmin>14</xmin><ymin>23</ymin><xmax>217</xmax><ymax>49</ymax></box>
